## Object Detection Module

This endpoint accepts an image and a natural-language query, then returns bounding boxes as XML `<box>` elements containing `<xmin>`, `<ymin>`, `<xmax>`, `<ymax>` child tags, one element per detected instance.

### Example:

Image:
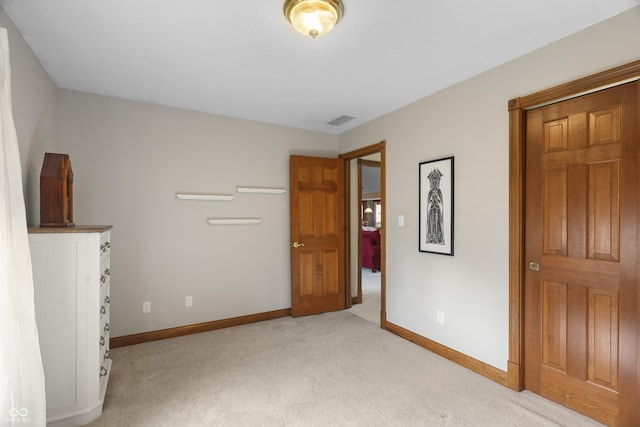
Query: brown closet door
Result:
<box><xmin>524</xmin><ymin>82</ymin><xmax>638</xmax><ymax>426</ymax></box>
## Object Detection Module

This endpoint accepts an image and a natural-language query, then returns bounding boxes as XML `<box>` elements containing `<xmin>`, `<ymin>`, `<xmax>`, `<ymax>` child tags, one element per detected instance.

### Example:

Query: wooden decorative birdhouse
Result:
<box><xmin>40</xmin><ymin>152</ymin><xmax>74</xmax><ymax>227</ymax></box>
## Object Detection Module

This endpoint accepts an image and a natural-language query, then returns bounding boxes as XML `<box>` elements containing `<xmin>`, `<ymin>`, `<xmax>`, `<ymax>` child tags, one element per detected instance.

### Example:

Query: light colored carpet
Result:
<box><xmin>348</xmin><ymin>269</ymin><xmax>381</xmax><ymax>325</ymax></box>
<box><xmin>88</xmin><ymin>311</ymin><xmax>603</xmax><ymax>426</ymax></box>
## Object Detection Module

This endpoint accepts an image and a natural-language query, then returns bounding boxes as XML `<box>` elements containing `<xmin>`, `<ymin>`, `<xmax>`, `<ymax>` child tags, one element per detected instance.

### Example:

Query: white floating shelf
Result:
<box><xmin>207</xmin><ymin>218</ymin><xmax>262</xmax><ymax>225</ymax></box>
<box><xmin>176</xmin><ymin>193</ymin><xmax>234</xmax><ymax>201</ymax></box>
<box><xmin>236</xmin><ymin>187</ymin><xmax>286</xmax><ymax>194</ymax></box>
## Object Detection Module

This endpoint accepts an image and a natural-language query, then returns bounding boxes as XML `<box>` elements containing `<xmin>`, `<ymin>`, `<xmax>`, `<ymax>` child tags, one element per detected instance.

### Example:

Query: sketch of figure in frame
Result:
<box><xmin>425</xmin><ymin>167</ymin><xmax>445</xmax><ymax>245</ymax></box>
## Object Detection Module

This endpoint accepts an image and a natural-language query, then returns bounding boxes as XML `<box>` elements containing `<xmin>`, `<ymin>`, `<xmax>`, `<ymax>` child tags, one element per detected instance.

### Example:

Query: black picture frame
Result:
<box><xmin>419</xmin><ymin>156</ymin><xmax>454</xmax><ymax>255</ymax></box>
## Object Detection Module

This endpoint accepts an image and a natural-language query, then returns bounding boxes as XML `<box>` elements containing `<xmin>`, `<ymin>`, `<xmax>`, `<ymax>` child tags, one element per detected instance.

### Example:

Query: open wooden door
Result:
<box><xmin>524</xmin><ymin>81</ymin><xmax>638</xmax><ymax>426</ymax></box>
<box><xmin>290</xmin><ymin>155</ymin><xmax>346</xmax><ymax>317</ymax></box>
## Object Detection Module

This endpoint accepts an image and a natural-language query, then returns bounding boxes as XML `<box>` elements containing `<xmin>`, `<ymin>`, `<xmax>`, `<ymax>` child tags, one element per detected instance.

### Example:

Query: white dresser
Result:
<box><xmin>28</xmin><ymin>226</ymin><xmax>112</xmax><ymax>427</ymax></box>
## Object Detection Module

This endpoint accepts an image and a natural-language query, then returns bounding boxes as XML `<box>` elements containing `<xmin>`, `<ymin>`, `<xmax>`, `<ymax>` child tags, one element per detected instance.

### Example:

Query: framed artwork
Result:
<box><xmin>419</xmin><ymin>156</ymin><xmax>454</xmax><ymax>255</ymax></box>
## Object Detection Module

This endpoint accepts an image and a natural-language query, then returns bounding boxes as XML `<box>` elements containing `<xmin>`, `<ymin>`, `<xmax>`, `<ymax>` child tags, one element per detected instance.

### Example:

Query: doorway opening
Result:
<box><xmin>340</xmin><ymin>141</ymin><xmax>386</xmax><ymax>327</ymax></box>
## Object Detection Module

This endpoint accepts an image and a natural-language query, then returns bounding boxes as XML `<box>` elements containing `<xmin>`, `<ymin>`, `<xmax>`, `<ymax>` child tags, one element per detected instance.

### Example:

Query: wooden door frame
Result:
<box><xmin>507</xmin><ymin>60</ymin><xmax>640</xmax><ymax>411</ymax></box>
<box><xmin>340</xmin><ymin>141</ymin><xmax>387</xmax><ymax>327</ymax></box>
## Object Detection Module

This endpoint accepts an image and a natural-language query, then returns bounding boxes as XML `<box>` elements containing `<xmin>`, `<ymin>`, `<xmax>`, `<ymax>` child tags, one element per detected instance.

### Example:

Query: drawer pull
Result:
<box><xmin>104</xmin><ymin>296</ymin><xmax>110</xmax><ymax>305</ymax></box>
<box><xmin>104</xmin><ymin>322</ymin><xmax>110</xmax><ymax>332</ymax></box>
<box><xmin>100</xmin><ymin>305</ymin><xmax>106</xmax><ymax>316</ymax></box>
<box><xmin>104</xmin><ymin>350</ymin><xmax>110</xmax><ymax>360</ymax></box>
<box><xmin>100</xmin><ymin>242</ymin><xmax>111</xmax><ymax>253</ymax></box>
<box><xmin>100</xmin><ymin>336</ymin><xmax>105</xmax><ymax>346</ymax></box>
<box><xmin>100</xmin><ymin>366</ymin><xmax>108</xmax><ymax>377</ymax></box>
<box><xmin>100</xmin><ymin>268</ymin><xmax>111</xmax><ymax>285</ymax></box>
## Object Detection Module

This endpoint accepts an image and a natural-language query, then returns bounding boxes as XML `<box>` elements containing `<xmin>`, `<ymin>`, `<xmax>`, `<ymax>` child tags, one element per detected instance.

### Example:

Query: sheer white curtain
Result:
<box><xmin>0</xmin><ymin>28</ymin><xmax>46</xmax><ymax>426</ymax></box>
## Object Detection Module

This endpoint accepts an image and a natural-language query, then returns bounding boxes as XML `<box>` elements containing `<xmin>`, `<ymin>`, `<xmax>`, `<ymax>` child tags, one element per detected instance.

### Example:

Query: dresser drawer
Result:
<box><xmin>99</xmin><ymin>231</ymin><xmax>111</xmax><ymax>262</ymax></box>
<box><xmin>100</xmin><ymin>255</ymin><xmax>110</xmax><ymax>287</ymax></box>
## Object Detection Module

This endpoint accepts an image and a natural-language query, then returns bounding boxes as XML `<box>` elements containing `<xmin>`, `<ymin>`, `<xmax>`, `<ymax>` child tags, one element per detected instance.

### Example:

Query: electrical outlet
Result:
<box><xmin>436</xmin><ymin>310</ymin><xmax>444</xmax><ymax>324</ymax></box>
<box><xmin>143</xmin><ymin>301</ymin><xmax>151</xmax><ymax>314</ymax></box>
<box><xmin>186</xmin><ymin>296</ymin><xmax>193</xmax><ymax>307</ymax></box>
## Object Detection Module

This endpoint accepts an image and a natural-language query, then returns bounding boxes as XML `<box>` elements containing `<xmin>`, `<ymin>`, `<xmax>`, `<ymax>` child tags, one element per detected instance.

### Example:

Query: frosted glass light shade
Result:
<box><xmin>284</xmin><ymin>0</ymin><xmax>344</xmax><ymax>38</ymax></box>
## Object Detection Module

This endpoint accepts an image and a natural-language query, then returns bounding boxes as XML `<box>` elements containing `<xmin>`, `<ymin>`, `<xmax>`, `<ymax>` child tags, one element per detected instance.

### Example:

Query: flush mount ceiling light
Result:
<box><xmin>284</xmin><ymin>0</ymin><xmax>344</xmax><ymax>39</ymax></box>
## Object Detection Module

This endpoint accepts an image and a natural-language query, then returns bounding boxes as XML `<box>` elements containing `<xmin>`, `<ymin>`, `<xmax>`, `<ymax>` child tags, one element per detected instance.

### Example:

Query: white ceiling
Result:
<box><xmin>1</xmin><ymin>0</ymin><xmax>639</xmax><ymax>134</ymax></box>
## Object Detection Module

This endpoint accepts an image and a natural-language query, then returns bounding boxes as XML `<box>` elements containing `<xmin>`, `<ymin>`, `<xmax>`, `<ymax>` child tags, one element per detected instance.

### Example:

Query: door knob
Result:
<box><xmin>528</xmin><ymin>261</ymin><xmax>540</xmax><ymax>271</ymax></box>
<box><xmin>293</xmin><ymin>242</ymin><xmax>305</xmax><ymax>248</ymax></box>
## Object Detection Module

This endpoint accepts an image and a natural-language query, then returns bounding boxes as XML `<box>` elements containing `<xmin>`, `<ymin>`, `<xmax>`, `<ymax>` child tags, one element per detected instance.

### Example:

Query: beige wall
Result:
<box><xmin>338</xmin><ymin>7</ymin><xmax>640</xmax><ymax>370</ymax></box>
<box><xmin>0</xmin><ymin>9</ymin><xmax>58</xmax><ymax>225</ymax></box>
<box><xmin>55</xmin><ymin>90</ymin><xmax>338</xmax><ymax>336</ymax></box>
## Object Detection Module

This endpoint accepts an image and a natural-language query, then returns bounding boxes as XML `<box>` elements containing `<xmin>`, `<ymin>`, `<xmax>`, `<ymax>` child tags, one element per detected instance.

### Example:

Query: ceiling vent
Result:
<box><xmin>327</xmin><ymin>115</ymin><xmax>355</xmax><ymax>126</ymax></box>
